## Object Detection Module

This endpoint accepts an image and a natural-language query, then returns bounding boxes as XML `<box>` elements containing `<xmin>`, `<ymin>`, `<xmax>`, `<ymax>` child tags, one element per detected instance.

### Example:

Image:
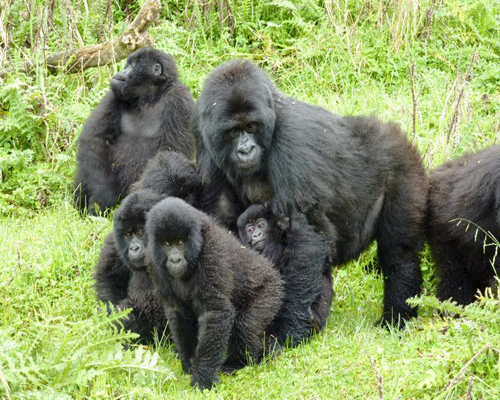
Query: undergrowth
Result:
<box><xmin>0</xmin><ymin>0</ymin><xmax>499</xmax><ymax>398</ymax></box>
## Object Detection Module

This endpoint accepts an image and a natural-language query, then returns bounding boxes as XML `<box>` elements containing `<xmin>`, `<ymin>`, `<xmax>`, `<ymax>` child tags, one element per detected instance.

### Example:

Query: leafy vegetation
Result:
<box><xmin>1</xmin><ymin>0</ymin><xmax>499</xmax><ymax>398</ymax></box>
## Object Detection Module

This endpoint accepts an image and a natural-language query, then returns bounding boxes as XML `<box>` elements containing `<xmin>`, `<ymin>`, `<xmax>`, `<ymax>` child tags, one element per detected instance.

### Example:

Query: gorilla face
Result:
<box><xmin>110</xmin><ymin>48</ymin><xmax>178</xmax><ymax>102</ymax></box>
<box><xmin>114</xmin><ymin>189</ymin><xmax>164</xmax><ymax>271</ymax></box>
<box><xmin>162</xmin><ymin>239</ymin><xmax>189</xmax><ymax>279</ymax></box>
<box><xmin>198</xmin><ymin>60</ymin><xmax>276</xmax><ymax>179</ymax></box>
<box><xmin>242</xmin><ymin>217</ymin><xmax>269</xmax><ymax>252</ymax></box>
<box><xmin>147</xmin><ymin>198</ymin><xmax>205</xmax><ymax>281</ymax></box>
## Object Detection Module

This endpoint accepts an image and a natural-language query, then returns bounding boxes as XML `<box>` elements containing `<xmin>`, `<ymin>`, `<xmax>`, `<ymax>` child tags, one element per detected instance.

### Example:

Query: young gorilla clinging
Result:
<box><xmin>146</xmin><ymin>198</ymin><xmax>284</xmax><ymax>390</ymax></box>
<box><xmin>427</xmin><ymin>145</ymin><xmax>500</xmax><ymax>305</ymax></box>
<box><xmin>237</xmin><ymin>205</ymin><xmax>332</xmax><ymax>344</ymax></box>
<box><xmin>74</xmin><ymin>48</ymin><xmax>195</xmax><ymax>215</ymax></box>
<box><xmin>94</xmin><ymin>189</ymin><xmax>168</xmax><ymax>343</ymax></box>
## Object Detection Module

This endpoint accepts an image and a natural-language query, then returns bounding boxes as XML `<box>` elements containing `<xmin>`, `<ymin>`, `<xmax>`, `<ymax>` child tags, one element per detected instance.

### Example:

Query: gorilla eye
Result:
<box><xmin>178</xmin><ymin>240</ymin><xmax>184</xmax><ymax>246</ymax></box>
<box><xmin>153</xmin><ymin>63</ymin><xmax>162</xmax><ymax>76</ymax></box>
<box><xmin>163</xmin><ymin>241</ymin><xmax>171</xmax><ymax>247</ymax></box>
<box><xmin>228</xmin><ymin>128</ymin><xmax>239</xmax><ymax>138</ymax></box>
<box><xmin>136</xmin><ymin>229</ymin><xmax>144</xmax><ymax>237</ymax></box>
<box><xmin>246</xmin><ymin>225</ymin><xmax>254</xmax><ymax>233</ymax></box>
<box><xmin>258</xmin><ymin>222</ymin><xmax>265</xmax><ymax>229</ymax></box>
<box><xmin>125</xmin><ymin>231</ymin><xmax>132</xmax><ymax>238</ymax></box>
<box><xmin>246</xmin><ymin>122</ymin><xmax>257</xmax><ymax>133</ymax></box>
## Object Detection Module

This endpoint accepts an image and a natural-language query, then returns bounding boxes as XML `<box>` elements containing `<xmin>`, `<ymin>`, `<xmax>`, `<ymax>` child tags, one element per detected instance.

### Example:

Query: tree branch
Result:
<box><xmin>46</xmin><ymin>0</ymin><xmax>161</xmax><ymax>74</ymax></box>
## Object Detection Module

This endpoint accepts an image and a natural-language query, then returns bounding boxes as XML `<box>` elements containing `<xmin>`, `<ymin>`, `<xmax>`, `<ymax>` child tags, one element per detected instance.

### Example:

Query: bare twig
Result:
<box><xmin>466</xmin><ymin>376</ymin><xmax>474</xmax><ymax>400</ymax></box>
<box><xmin>0</xmin><ymin>368</ymin><xmax>11</xmax><ymax>400</ymax></box>
<box><xmin>365</xmin><ymin>351</ymin><xmax>383</xmax><ymax>400</ymax></box>
<box><xmin>446</xmin><ymin>46</ymin><xmax>478</xmax><ymax>144</ymax></box>
<box><xmin>409</xmin><ymin>62</ymin><xmax>418</xmax><ymax>140</ymax></box>
<box><xmin>445</xmin><ymin>342</ymin><xmax>491</xmax><ymax>391</ymax></box>
<box><xmin>46</xmin><ymin>0</ymin><xmax>161</xmax><ymax>73</ymax></box>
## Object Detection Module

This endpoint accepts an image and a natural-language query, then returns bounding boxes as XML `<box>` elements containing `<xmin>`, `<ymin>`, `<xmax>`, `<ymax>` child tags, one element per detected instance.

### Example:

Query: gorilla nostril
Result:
<box><xmin>238</xmin><ymin>144</ymin><xmax>255</xmax><ymax>156</ymax></box>
<box><xmin>170</xmin><ymin>256</ymin><xmax>182</xmax><ymax>265</ymax></box>
<box><xmin>130</xmin><ymin>244</ymin><xmax>141</xmax><ymax>254</ymax></box>
<box><xmin>253</xmin><ymin>231</ymin><xmax>262</xmax><ymax>239</ymax></box>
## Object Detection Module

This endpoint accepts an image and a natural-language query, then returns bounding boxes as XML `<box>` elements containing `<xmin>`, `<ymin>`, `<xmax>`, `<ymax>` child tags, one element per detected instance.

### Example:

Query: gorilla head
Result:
<box><xmin>146</xmin><ymin>197</ymin><xmax>205</xmax><ymax>280</ymax></box>
<box><xmin>113</xmin><ymin>189</ymin><xmax>164</xmax><ymax>271</ymax></box>
<box><xmin>131</xmin><ymin>151</ymin><xmax>201</xmax><ymax>205</ymax></box>
<box><xmin>237</xmin><ymin>204</ymin><xmax>288</xmax><ymax>260</ymax></box>
<box><xmin>110</xmin><ymin>47</ymin><xmax>178</xmax><ymax>103</ymax></box>
<box><xmin>197</xmin><ymin>61</ymin><xmax>277</xmax><ymax>179</ymax></box>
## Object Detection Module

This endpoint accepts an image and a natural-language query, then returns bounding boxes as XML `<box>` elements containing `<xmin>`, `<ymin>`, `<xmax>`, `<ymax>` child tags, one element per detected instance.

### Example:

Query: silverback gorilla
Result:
<box><xmin>74</xmin><ymin>48</ymin><xmax>195</xmax><ymax>215</ymax></box>
<box><xmin>427</xmin><ymin>145</ymin><xmax>500</xmax><ymax>305</ymax></box>
<box><xmin>193</xmin><ymin>60</ymin><xmax>427</xmax><ymax>326</ymax></box>
<box><xmin>237</xmin><ymin>204</ymin><xmax>332</xmax><ymax>343</ymax></box>
<box><xmin>94</xmin><ymin>189</ymin><xmax>167</xmax><ymax>343</ymax></box>
<box><xmin>146</xmin><ymin>198</ymin><xmax>284</xmax><ymax>390</ymax></box>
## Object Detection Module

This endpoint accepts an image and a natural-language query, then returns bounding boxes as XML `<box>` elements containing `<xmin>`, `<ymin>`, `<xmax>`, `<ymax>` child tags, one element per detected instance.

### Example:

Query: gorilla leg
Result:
<box><xmin>377</xmin><ymin>177</ymin><xmax>425</xmax><ymax>325</ymax></box>
<box><xmin>165</xmin><ymin>307</ymin><xmax>199</xmax><ymax>373</ymax></box>
<box><xmin>229</xmin><ymin>283</ymin><xmax>283</xmax><ymax>365</ymax></box>
<box><xmin>435</xmin><ymin>244</ymin><xmax>478</xmax><ymax>305</ymax></box>
<box><xmin>310</xmin><ymin>272</ymin><xmax>334</xmax><ymax>332</ymax></box>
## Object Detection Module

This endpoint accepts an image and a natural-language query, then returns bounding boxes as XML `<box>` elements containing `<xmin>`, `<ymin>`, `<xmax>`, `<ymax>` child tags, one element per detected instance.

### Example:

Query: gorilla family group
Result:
<box><xmin>73</xmin><ymin>48</ymin><xmax>499</xmax><ymax>390</ymax></box>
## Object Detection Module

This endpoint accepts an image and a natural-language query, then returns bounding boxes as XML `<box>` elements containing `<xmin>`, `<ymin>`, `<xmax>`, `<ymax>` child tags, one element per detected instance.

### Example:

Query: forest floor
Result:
<box><xmin>1</xmin><ymin>1</ymin><xmax>499</xmax><ymax>398</ymax></box>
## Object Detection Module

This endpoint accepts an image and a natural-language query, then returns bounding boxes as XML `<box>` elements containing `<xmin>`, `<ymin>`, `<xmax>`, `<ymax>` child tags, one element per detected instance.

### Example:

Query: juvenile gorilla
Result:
<box><xmin>74</xmin><ymin>48</ymin><xmax>195</xmax><ymax>215</ymax></box>
<box><xmin>130</xmin><ymin>151</ymin><xmax>202</xmax><ymax>206</ymax></box>
<box><xmin>94</xmin><ymin>189</ymin><xmax>168</xmax><ymax>343</ymax></box>
<box><xmin>194</xmin><ymin>60</ymin><xmax>427</xmax><ymax>326</ymax></box>
<box><xmin>427</xmin><ymin>145</ymin><xmax>500</xmax><ymax>305</ymax></box>
<box><xmin>237</xmin><ymin>205</ymin><xmax>332</xmax><ymax>343</ymax></box>
<box><xmin>146</xmin><ymin>198</ymin><xmax>284</xmax><ymax>390</ymax></box>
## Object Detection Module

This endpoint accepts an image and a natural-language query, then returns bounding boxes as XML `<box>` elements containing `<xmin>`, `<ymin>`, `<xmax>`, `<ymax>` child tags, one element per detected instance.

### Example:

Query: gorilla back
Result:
<box><xmin>427</xmin><ymin>145</ymin><xmax>500</xmax><ymax>305</ymax></box>
<box><xmin>74</xmin><ymin>48</ymin><xmax>195</xmax><ymax>215</ymax></box>
<box><xmin>194</xmin><ymin>60</ymin><xmax>427</xmax><ymax>326</ymax></box>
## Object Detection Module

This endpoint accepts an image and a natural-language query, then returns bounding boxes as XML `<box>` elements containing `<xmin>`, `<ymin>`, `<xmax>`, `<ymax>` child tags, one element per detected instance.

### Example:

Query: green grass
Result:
<box><xmin>1</xmin><ymin>0</ymin><xmax>500</xmax><ymax>398</ymax></box>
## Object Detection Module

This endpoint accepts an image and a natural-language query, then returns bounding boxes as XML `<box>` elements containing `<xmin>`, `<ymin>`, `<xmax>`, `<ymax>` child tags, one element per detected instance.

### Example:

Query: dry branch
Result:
<box><xmin>46</xmin><ymin>0</ymin><xmax>161</xmax><ymax>74</ymax></box>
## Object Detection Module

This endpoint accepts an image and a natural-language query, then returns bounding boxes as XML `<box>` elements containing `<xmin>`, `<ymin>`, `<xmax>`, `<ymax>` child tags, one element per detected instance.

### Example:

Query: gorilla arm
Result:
<box><xmin>74</xmin><ymin>92</ymin><xmax>121</xmax><ymax>213</ymax></box>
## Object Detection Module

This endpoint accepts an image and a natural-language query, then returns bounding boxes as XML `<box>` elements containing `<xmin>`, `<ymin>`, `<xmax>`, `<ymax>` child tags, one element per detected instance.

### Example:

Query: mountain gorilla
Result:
<box><xmin>130</xmin><ymin>150</ymin><xmax>202</xmax><ymax>206</ymax></box>
<box><xmin>94</xmin><ymin>189</ymin><xmax>168</xmax><ymax>343</ymax></box>
<box><xmin>427</xmin><ymin>145</ymin><xmax>500</xmax><ymax>305</ymax></box>
<box><xmin>146</xmin><ymin>198</ymin><xmax>284</xmax><ymax>390</ymax></box>
<box><xmin>193</xmin><ymin>60</ymin><xmax>427</xmax><ymax>327</ymax></box>
<box><xmin>74</xmin><ymin>48</ymin><xmax>195</xmax><ymax>215</ymax></box>
<box><xmin>237</xmin><ymin>204</ymin><xmax>332</xmax><ymax>342</ymax></box>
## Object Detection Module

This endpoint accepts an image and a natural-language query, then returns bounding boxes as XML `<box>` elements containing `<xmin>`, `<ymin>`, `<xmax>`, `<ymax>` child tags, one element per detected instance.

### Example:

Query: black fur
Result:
<box><xmin>130</xmin><ymin>150</ymin><xmax>201</xmax><ymax>206</ymax></box>
<box><xmin>74</xmin><ymin>48</ymin><xmax>195</xmax><ymax>215</ymax></box>
<box><xmin>427</xmin><ymin>145</ymin><xmax>500</xmax><ymax>305</ymax></box>
<box><xmin>237</xmin><ymin>204</ymin><xmax>332</xmax><ymax>344</ymax></box>
<box><xmin>146</xmin><ymin>198</ymin><xmax>284</xmax><ymax>390</ymax></box>
<box><xmin>194</xmin><ymin>60</ymin><xmax>427</xmax><ymax>326</ymax></box>
<box><xmin>94</xmin><ymin>189</ymin><xmax>168</xmax><ymax>343</ymax></box>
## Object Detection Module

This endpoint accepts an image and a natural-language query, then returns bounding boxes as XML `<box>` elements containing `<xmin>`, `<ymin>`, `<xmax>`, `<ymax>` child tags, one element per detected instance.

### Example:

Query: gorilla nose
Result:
<box><xmin>170</xmin><ymin>255</ymin><xmax>182</xmax><ymax>265</ymax></box>
<box><xmin>253</xmin><ymin>231</ymin><xmax>263</xmax><ymax>240</ymax></box>
<box><xmin>237</xmin><ymin>143</ymin><xmax>255</xmax><ymax>156</ymax></box>
<box><xmin>129</xmin><ymin>243</ymin><xmax>141</xmax><ymax>255</ymax></box>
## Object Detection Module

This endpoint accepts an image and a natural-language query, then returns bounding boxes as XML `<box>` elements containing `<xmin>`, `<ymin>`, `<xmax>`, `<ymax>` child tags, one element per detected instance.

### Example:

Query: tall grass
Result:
<box><xmin>1</xmin><ymin>0</ymin><xmax>499</xmax><ymax>398</ymax></box>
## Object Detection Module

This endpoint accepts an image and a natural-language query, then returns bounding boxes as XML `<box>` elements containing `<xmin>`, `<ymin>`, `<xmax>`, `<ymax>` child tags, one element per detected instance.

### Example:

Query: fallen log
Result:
<box><xmin>46</xmin><ymin>0</ymin><xmax>161</xmax><ymax>73</ymax></box>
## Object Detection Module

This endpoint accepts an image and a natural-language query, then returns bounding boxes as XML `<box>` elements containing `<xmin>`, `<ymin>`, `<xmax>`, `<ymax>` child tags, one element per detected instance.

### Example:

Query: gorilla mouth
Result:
<box><xmin>251</xmin><ymin>240</ymin><xmax>265</xmax><ymax>252</ymax></box>
<box><xmin>236</xmin><ymin>158</ymin><xmax>259</xmax><ymax>171</ymax></box>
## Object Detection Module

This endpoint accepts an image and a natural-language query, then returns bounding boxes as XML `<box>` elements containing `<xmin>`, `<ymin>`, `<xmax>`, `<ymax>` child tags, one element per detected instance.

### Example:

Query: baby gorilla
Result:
<box><xmin>427</xmin><ymin>145</ymin><xmax>500</xmax><ymax>305</ymax></box>
<box><xmin>94</xmin><ymin>189</ymin><xmax>168</xmax><ymax>343</ymax></box>
<box><xmin>130</xmin><ymin>151</ymin><xmax>202</xmax><ymax>206</ymax></box>
<box><xmin>237</xmin><ymin>205</ymin><xmax>332</xmax><ymax>344</ymax></box>
<box><xmin>146</xmin><ymin>198</ymin><xmax>284</xmax><ymax>390</ymax></box>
